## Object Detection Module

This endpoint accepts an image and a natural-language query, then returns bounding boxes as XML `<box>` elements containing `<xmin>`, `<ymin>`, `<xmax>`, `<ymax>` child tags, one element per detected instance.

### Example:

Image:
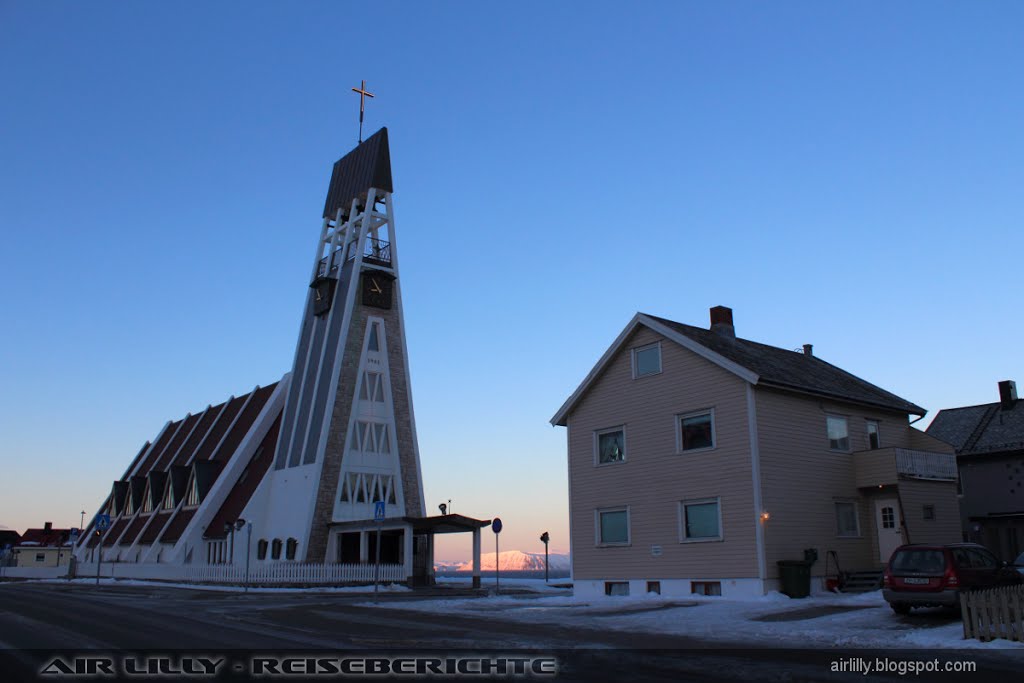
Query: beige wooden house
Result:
<box><xmin>551</xmin><ymin>306</ymin><xmax>961</xmax><ymax>599</ymax></box>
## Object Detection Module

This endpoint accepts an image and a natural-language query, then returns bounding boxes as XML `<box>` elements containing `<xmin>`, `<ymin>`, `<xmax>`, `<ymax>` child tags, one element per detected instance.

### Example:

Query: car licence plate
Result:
<box><xmin>902</xmin><ymin>577</ymin><xmax>930</xmax><ymax>585</ymax></box>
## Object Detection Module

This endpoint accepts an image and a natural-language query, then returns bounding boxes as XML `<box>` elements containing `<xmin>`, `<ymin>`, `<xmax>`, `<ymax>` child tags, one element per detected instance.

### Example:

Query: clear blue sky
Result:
<box><xmin>1</xmin><ymin>2</ymin><xmax>1021</xmax><ymax>560</ymax></box>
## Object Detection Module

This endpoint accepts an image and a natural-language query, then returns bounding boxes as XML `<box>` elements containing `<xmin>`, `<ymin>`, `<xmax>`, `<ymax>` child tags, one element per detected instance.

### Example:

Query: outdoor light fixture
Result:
<box><xmin>760</xmin><ymin>511</ymin><xmax>770</xmax><ymax>523</ymax></box>
<box><xmin>438</xmin><ymin>503</ymin><xmax>447</xmax><ymax>515</ymax></box>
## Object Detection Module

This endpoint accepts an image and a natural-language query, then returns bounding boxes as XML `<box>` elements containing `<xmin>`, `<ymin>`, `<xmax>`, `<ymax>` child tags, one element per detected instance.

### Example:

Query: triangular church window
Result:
<box><xmin>162</xmin><ymin>481</ymin><xmax>175</xmax><ymax>510</ymax></box>
<box><xmin>355</xmin><ymin>474</ymin><xmax>366</xmax><ymax>503</ymax></box>
<box><xmin>186</xmin><ymin>474</ymin><xmax>200</xmax><ymax>507</ymax></box>
<box><xmin>141</xmin><ymin>483</ymin><xmax>153</xmax><ymax>513</ymax></box>
<box><xmin>340</xmin><ymin>478</ymin><xmax>350</xmax><ymax>502</ymax></box>
<box><xmin>387</xmin><ymin>478</ymin><xmax>397</xmax><ymax>505</ymax></box>
<box><xmin>367</xmin><ymin>323</ymin><xmax>380</xmax><ymax>352</ymax></box>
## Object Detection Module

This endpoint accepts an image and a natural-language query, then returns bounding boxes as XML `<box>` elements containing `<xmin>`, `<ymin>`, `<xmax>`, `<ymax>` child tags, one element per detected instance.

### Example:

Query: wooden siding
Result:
<box><xmin>755</xmin><ymin>386</ymin><xmax>918</xmax><ymax>574</ymax></box>
<box><xmin>899</xmin><ymin>478</ymin><xmax>963</xmax><ymax>545</ymax></box>
<box><xmin>853</xmin><ymin>449</ymin><xmax>899</xmax><ymax>488</ymax></box>
<box><xmin>566</xmin><ymin>326</ymin><xmax>758</xmax><ymax>581</ymax></box>
<box><xmin>907</xmin><ymin>428</ymin><xmax>956</xmax><ymax>454</ymax></box>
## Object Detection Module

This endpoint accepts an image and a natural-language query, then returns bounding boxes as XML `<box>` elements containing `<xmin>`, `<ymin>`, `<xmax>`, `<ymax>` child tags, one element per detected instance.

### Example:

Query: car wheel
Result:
<box><xmin>890</xmin><ymin>603</ymin><xmax>911</xmax><ymax>615</ymax></box>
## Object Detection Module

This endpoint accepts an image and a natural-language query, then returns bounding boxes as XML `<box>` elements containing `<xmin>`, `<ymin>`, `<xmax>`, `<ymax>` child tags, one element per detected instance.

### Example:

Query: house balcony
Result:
<box><xmin>852</xmin><ymin>448</ymin><xmax>958</xmax><ymax>489</ymax></box>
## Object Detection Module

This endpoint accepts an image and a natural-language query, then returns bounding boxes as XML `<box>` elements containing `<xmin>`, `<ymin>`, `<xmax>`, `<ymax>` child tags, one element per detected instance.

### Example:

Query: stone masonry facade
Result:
<box><xmin>304</xmin><ymin>274</ymin><xmax>424</xmax><ymax>560</ymax></box>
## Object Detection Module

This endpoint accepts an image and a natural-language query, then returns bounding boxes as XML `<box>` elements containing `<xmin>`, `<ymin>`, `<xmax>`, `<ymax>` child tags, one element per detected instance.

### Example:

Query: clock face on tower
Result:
<box><xmin>361</xmin><ymin>271</ymin><xmax>394</xmax><ymax>310</ymax></box>
<box><xmin>310</xmin><ymin>276</ymin><xmax>337</xmax><ymax>317</ymax></box>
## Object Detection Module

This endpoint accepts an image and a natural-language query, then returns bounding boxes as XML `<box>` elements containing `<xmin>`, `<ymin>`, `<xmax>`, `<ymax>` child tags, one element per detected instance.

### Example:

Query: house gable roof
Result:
<box><xmin>927</xmin><ymin>400</ymin><xmax>1024</xmax><ymax>455</ymax></box>
<box><xmin>550</xmin><ymin>312</ymin><xmax>925</xmax><ymax>426</ymax></box>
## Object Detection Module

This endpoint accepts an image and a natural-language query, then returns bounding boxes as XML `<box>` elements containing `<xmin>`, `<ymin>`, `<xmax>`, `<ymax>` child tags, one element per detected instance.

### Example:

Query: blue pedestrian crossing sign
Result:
<box><xmin>374</xmin><ymin>501</ymin><xmax>386</xmax><ymax>521</ymax></box>
<box><xmin>95</xmin><ymin>514</ymin><xmax>111</xmax><ymax>530</ymax></box>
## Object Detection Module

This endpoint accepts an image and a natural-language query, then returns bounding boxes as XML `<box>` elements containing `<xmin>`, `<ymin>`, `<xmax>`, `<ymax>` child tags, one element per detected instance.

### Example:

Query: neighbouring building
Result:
<box><xmin>0</xmin><ymin>529</ymin><xmax>20</xmax><ymax>550</ymax></box>
<box><xmin>13</xmin><ymin>522</ymin><xmax>74</xmax><ymax>568</ymax></box>
<box><xmin>551</xmin><ymin>307</ymin><xmax>961</xmax><ymax>599</ymax></box>
<box><xmin>72</xmin><ymin>128</ymin><xmax>488</xmax><ymax>584</ymax></box>
<box><xmin>927</xmin><ymin>380</ymin><xmax>1024</xmax><ymax>562</ymax></box>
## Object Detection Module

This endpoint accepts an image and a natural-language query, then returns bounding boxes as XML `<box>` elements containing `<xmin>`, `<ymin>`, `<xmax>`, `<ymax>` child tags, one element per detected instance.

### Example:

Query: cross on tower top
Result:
<box><xmin>351</xmin><ymin>79</ymin><xmax>375</xmax><ymax>144</ymax></box>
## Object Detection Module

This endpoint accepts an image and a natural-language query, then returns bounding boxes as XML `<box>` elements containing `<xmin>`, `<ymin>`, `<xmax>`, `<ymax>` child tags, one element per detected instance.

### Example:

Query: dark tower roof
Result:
<box><xmin>322</xmin><ymin>127</ymin><xmax>393</xmax><ymax>219</ymax></box>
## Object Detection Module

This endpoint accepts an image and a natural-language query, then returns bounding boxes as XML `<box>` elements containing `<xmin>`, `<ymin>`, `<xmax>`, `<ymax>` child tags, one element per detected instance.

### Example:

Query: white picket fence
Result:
<box><xmin>61</xmin><ymin>561</ymin><xmax>407</xmax><ymax>586</ymax></box>
<box><xmin>185</xmin><ymin>562</ymin><xmax>406</xmax><ymax>585</ymax></box>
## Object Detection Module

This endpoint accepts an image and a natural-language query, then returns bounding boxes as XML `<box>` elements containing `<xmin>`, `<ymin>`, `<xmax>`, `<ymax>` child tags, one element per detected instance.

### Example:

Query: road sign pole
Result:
<box><xmin>374</xmin><ymin>522</ymin><xmax>382</xmax><ymax>603</ymax></box>
<box><xmin>491</xmin><ymin>517</ymin><xmax>502</xmax><ymax>595</ymax></box>
<box><xmin>93</xmin><ymin>514</ymin><xmax>110</xmax><ymax>587</ymax></box>
<box><xmin>373</xmin><ymin>500</ymin><xmax>385</xmax><ymax>604</ymax></box>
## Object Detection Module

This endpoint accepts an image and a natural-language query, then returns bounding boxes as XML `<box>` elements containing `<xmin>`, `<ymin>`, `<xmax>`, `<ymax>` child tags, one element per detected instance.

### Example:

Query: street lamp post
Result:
<box><xmin>539</xmin><ymin>532</ymin><xmax>550</xmax><ymax>583</ymax></box>
<box><xmin>94</xmin><ymin>529</ymin><xmax>102</xmax><ymax>586</ymax></box>
<box><xmin>240</xmin><ymin>520</ymin><xmax>251</xmax><ymax>592</ymax></box>
<box><xmin>224</xmin><ymin>522</ymin><xmax>235</xmax><ymax>565</ymax></box>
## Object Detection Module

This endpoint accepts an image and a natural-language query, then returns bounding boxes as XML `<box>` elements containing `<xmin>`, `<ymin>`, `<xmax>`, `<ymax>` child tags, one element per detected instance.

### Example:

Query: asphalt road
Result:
<box><xmin>0</xmin><ymin>582</ymin><xmax>1014</xmax><ymax>682</ymax></box>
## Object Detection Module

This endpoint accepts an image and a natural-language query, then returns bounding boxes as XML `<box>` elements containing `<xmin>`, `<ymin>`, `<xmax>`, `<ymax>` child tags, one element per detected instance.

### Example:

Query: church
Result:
<box><xmin>73</xmin><ymin>126</ymin><xmax>489</xmax><ymax>586</ymax></box>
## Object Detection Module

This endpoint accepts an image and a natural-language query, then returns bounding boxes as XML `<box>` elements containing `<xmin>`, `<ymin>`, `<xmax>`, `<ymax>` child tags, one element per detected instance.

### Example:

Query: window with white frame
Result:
<box><xmin>632</xmin><ymin>343</ymin><xmax>661</xmax><ymax>378</ymax></box>
<box><xmin>596</xmin><ymin>507</ymin><xmax>629</xmax><ymax>545</ymax></box>
<box><xmin>141</xmin><ymin>485</ymin><xmax>153</xmax><ymax>513</ymax></box>
<box><xmin>595</xmin><ymin>427</ymin><xmax>625</xmax><ymax>465</ymax></box>
<box><xmin>678</xmin><ymin>410</ymin><xmax>715</xmax><ymax>452</ymax></box>
<box><xmin>350</xmin><ymin>421</ymin><xmax>391</xmax><ymax>454</ymax></box>
<box><xmin>866</xmin><ymin>420</ymin><xmax>880</xmax><ymax>450</ymax></box>
<box><xmin>358</xmin><ymin>371</ymin><xmax>385</xmax><ymax>402</ymax></box>
<box><xmin>604</xmin><ymin>582</ymin><xmax>630</xmax><ymax>596</ymax></box>
<box><xmin>680</xmin><ymin>498</ymin><xmax>722</xmax><ymax>541</ymax></box>
<box><xmin>827</xmin><ymin>415</ymin><xmax>850</xmax><ymax>451</ymax></box>
<box><xmin>835</xmin><ymin>501</ymin><xmax>860</xmax><ymax>537</ymax></box>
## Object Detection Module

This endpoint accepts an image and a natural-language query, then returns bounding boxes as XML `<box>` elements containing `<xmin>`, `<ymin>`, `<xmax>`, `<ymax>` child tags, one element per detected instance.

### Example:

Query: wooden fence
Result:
<box><xmin>960</xmin><ymin>584</ymin><xmax>1024</xmax><ymax>642</ymax></box>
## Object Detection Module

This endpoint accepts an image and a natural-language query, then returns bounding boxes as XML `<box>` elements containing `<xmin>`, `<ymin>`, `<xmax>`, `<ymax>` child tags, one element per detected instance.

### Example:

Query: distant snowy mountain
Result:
<box><xmin>433</xmin><ymin>559</ymin><xmax>463</xmax><ymax>572</ymax></box>
<box><xmin>435</xmin><ymin>550</ymin><xmax>570</xmax><ymax>572</ymax></box>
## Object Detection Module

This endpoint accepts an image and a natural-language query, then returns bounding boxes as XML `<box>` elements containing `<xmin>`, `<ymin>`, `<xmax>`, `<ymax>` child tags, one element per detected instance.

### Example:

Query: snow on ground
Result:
<box><xmin>25</xmin><ymin>578</ymin><xmax>411</xmax><ymax>593</ymax></box>
<box><xmin>368</xmin><ymin>578</ymin><xmax>1024</xmax><ymax>652</ymax></box>
<box><xmin>435</xmin><ymin>575</ymin><xmax>568</xmax><ymax>592</ymax></box>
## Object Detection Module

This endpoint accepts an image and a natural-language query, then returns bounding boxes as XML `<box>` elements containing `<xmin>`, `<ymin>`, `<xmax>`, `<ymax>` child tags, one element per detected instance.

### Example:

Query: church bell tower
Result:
<box><xmin>261</xmin><ymin>127</ymin><xmax>426</xmax><ymax>562</ymax></box>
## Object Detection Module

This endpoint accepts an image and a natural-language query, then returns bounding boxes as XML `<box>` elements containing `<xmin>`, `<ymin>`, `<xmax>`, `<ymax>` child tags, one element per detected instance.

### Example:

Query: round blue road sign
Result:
<box><xmin>492</xmin><ymin>517</ymin><xmax>502</xmax><ymax>534</ymax></box>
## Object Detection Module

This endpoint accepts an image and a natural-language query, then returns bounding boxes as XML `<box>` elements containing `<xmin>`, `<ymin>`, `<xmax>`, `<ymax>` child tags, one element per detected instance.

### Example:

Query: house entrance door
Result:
<box><xmin>874</xmin><ymin>498</ymin><xmax>903</xmax><ymax>563</ymax></box>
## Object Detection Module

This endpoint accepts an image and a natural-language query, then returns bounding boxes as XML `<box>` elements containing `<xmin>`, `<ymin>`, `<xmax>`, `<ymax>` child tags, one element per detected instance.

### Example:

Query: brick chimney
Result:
<box><xmin>44</xmin><ymin>521</ymin><xmax>52</xmax><ymax>532</ymax></box>
<box><xmin>709</xmin><ymin>306</ymin><xmax>734</xmax><ymax>338</ymax></box>
<box><xmin>999</xmin><ymin>380</ymin><xmax>1017</xmax><ymax>410</ymax></box>
<box><xmin>802</xmin><ymin>344</ymin><xmax>813</xmax><ymax>357</ymax></box>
